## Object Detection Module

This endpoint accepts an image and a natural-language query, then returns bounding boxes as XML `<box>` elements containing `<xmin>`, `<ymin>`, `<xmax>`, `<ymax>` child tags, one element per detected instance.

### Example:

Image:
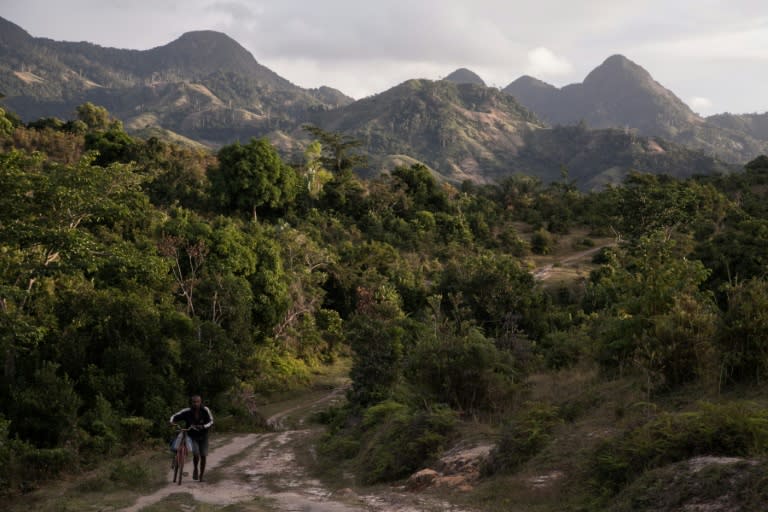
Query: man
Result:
<box><xmin>169</xmin><ymin>395</ymin><xmax>214</xmax><ymax>481</ymax></box>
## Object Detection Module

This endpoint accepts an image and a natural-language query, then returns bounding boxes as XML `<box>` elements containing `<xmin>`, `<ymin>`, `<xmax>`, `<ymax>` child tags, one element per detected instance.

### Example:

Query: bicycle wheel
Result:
<box><xmin>172</xmin><ymin>456</ymin><xmax>179</xmax><ymax>483</ymax></box>
<box><xmin>177</xmin><ymin>444</ymin><xmax>186</xmax><ymax>485</ymax></box>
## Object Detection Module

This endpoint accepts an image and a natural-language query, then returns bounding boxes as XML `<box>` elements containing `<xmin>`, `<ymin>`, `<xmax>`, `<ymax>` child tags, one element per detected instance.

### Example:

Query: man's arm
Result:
<box><xmin>169</xmin><ymin>408</ymin><xmax>190</xmax><ymax>425</ymax></box>
<box><xmin>202</xmin><ymin>406</ymin><xmax>214</xmax><ymax>429</ymax></box>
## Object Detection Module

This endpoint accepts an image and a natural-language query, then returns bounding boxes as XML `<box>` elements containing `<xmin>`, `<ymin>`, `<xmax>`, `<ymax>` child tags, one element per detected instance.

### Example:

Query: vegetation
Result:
<box><xmin>4</xmin><ymin>101</ymin><xmax>768</xmax><ymax>511</ymax></box>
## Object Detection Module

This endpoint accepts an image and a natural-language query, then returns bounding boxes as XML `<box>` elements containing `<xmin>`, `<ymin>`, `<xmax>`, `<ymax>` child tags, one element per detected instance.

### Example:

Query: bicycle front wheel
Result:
<box><xmin>177</xmin><ymin>446</ymin><xmax>186</xmax><ymax>485</ymax></box>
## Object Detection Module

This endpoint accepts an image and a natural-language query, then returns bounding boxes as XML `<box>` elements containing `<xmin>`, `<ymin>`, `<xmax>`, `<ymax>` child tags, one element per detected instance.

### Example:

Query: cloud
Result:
<box><xmin>525</xmin><ymin>47</ymin><xmax>573</xmax><ymax>77</ymax></box>
<box><xmin>689</xmin><ymin>96</ymin><xmax>713</xmax><ymax>113</ymax></box>
<box><xmin>638</xmin><ymin>25</ymin><xmax>768</xmax><ymax>61</ymax></box>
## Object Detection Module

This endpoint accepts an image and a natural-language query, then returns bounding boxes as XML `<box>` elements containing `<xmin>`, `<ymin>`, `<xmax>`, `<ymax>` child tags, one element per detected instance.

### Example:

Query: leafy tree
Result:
<box><xmin>586</xmin><ymin>231</ymin><xmax>717</xmax><ymax>389</ymax></box>
<box><xmin>405</xmin><ymin>328</ymin><xmax>519</xmax><ymax>416</ymax></box>
<box><xmin>438</xmin><ymin>251</ymin><xmax>540</xmax><ymax>338</ymax></box>
<box><xmin>211</xmin><ymin>138</ymin><xmax>298</xmax><ymax>219</ymax></box>
<box><xmin>346</xmin><ymin>285</ymin><xmax>406</xmax><ymax>406</ymax></box>
<box><xmin>9</xmin><ymin>362</ymin><xmax>81</xmax><ymax>448</ymax></box>
<box><xmin>303</xmin><ymin>124</ymin><xmax>368</xmax><ymax>173</ymax></box>
<box><xmin>75</xmin><ymin>102</ymin><xmax>112</xmax><ymax>132</ymax></box>
<box><xmin>717</xmin><ymin>278</ymin><xmax>768</xmax><ymax>385</ymax></box>
<box><xmin>390</xmin><ymin>164</ymin><xmax>450</xmax><ymax>212</ymax></box>
<box><xmin>302</xmin><ymin>140</ymin><xmax>333</xmax><ymax>198</ymax></box>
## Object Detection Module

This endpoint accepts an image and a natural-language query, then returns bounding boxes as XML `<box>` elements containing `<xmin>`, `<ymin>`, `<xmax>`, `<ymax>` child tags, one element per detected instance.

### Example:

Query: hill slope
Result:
<box><xmin>0</xmin><ymin>16</ymin><xmax>352</xmax><ymax>145</ymax></box>
<box><xmin>310</xmin><ymin>79</ymin><xmax>733</xmax><ymax>187</ymax></box>
<box><xmin>504</xmin><ymin>55</ymin><xmax>768</xmax><ymax>163</ymax></box>
<box><xmin>443</xmin><ymin>68</ymin><xmax>486</xmax><ymax>86</ymax></box>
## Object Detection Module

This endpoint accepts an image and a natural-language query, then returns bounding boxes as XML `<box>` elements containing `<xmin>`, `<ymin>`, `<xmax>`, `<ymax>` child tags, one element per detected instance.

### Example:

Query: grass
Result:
<box><xmin>7</xmin><ymin>448</ymin><xmax>170</xmax><ymax>512</ymax></box>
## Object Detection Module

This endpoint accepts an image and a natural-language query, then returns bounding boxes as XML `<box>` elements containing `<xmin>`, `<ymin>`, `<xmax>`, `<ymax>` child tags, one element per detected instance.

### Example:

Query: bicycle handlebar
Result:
<box><xmin>170</xmin><ymin>424</ymin><xmax>197</xmax><ymax>432</ymax></box>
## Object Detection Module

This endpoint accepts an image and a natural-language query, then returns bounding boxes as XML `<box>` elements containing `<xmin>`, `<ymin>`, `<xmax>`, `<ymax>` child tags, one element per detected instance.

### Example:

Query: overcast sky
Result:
<box><xmin>4</xmin><ymin>0</ymin><xmax>768</xmax><ymax>115</ymax></box>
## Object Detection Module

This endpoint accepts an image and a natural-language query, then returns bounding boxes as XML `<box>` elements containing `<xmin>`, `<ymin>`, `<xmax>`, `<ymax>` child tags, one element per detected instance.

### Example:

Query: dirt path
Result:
<box><xmin>119</xmin><ymin>388</ymin><xmax>473</xmax><ymax>512</ymax></box>
<box><xmin>533</xmin><ymin>244</ymin><xmax>611</xmax><ymax>280</ymax></box>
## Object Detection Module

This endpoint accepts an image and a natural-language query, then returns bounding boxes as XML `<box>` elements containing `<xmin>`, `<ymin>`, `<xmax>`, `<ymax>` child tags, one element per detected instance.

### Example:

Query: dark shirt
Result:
<box><xmin>170</xmin><ymin>406</ymin><xmax>214</xmax><ymax>440</ymax></box>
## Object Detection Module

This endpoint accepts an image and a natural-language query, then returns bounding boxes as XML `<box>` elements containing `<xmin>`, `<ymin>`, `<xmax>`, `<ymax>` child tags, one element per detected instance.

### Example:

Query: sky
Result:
<box><xmin>3</xmin><ymin>0</ymin><xmax>768</xmax><ymax>116</ymax></box>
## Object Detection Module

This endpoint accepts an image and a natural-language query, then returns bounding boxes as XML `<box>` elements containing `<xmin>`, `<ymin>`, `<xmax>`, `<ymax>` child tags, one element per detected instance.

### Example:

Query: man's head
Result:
<box><xmin>190</xmin><ymin>395</ymin><xmax>202</xmax><ymax>409</ymax></box>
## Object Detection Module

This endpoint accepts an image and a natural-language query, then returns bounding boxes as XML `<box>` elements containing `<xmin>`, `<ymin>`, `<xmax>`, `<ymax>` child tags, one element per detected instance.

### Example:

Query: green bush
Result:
<box><xmin>484</xmin><ymin>403</ymin><xmax>562</xmax><ymax>474</ymax></box>
<box><xmin>19</xmin><ymin>446</ymin><xmax>73</xmax><ymax>481</ymax></box>
<box><xmin>588</xmin><ymin>402</ymin><xmax>768</xmax><ymax>498</ymax></box>
<box><xmin>530</xmin><ymin>228</ymin><xmax>554</xmax><ymax>255</ymax></box>
<box><xmin>119</xmin><ymin>416</ymin><xmax>154</xmax><ymax>446</ymax></box>
<box><xmin>356</xmin><ymin>401</ymin><xmax>456</xmax><ymax>483</ymax></box>
<box><xmin>538</xmin><ymin>330</ymin><xmax>584</xmax><ymax>370</ymax></box>
<box><xmin>108</xmin><ymin>460</ymin><xmax>150</xmax><ymax>488</ymax></box>
<box><xmin>319</xmin><ymin>401</ymin><xmax>457</xmax><ymax>484</ymax></box>
<box><xmin>405</xmin><ymin>329</ymin><xmax>519</xmax><ymax>416</ymax></box>
<box><xmin>717</xmin><ymin>278</ymin><xmax>768</xmax><ymax>385</ymax></box>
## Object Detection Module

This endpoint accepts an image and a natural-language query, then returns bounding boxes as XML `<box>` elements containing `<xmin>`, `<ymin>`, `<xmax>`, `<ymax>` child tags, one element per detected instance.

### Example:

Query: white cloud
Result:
<box><xmin>689</xmin><ymin>96</ymin><xmax>713</xmax><ymax>110</ymax></box>
<box><xmin>525</xmin><ymin>47</ymin><xmax>573</xmax><ymax>77</ymax></box>
<box><xmin>689</xmin><ymin>96</ymin><xmax>714</xmax><ymax>114</ymax></box>
<box><xmin>637</xmin><ymin>25</ymin><xmax>768</xmax><ymax>61</ymax></box>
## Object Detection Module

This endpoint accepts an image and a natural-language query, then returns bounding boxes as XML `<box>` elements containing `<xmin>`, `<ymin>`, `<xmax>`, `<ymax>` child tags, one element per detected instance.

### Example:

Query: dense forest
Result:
<box><xmin>2</xmin><ymin>101</ymin><xmax>768</xmax><ymax>509</ymax></box>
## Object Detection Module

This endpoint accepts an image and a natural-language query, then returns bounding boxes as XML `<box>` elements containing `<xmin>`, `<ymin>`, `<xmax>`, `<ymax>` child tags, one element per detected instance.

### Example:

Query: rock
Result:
<box><xmin>434</xmin><ymin>474</ymin><xmax>474</xmax><ymax>492</ymax></box>
<box><xmin>435</xmin><ymin>443</ymin><xmax>493</xmax><ymax>480</ymax></box>
<box><xmin>406</xmin><ymin>469</ymin><xmax>439</xmax><ymax>491</ymax></box>
<box><xmin>333</xmin><ymin>487</ymin><xmax>357</xmax><ymax>498</ymax></box>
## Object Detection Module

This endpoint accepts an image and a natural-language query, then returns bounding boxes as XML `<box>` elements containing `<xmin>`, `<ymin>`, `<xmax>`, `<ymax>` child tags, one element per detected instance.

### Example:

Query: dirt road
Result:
<box><xmin>532</xmin><ymin>244</ymin><xmax>611</xmax><ymax>280</ymax></box>
<box><xmin>119</xmin><ymin>388</ymin><xmax>472</xmax><ymax>512</ymax></box>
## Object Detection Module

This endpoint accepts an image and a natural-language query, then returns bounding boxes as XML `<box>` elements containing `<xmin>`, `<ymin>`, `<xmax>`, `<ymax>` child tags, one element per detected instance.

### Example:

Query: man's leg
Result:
<box><xmin>191</xmin><ymin>438</ymin><xmax>200</xmax><ymax>480</ymax></box>
<box><xmin>198</xmin><ymin>436</ymin><xmax>209</xmax><ymax>481</ymax></box>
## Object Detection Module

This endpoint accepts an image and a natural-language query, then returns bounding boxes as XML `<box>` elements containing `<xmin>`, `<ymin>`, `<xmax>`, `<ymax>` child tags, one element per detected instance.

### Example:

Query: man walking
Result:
<box><xmin>170</xmin><ymin>395</ymin><xmax>214</xmax><ymax>481</ymax></box>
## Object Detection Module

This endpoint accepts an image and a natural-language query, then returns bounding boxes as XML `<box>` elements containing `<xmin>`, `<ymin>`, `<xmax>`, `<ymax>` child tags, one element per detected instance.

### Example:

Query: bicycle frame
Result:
<box><xmin>171</xmin><ymin>427</ymin><xmax>191</xmax><ymax>485</ymax></box>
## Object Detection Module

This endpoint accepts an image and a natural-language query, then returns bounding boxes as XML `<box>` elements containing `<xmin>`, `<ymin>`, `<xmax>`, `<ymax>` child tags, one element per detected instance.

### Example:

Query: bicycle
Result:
<box><xmin>171</xmin><ymin>426</ymin><xmax>193</xmax><ymax>484</ymax></box>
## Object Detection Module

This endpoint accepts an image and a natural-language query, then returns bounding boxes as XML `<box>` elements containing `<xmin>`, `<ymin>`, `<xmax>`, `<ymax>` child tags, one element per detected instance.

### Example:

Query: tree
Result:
<box><xmin>586</xmin><ymin>231</ymin><xmax>717</xmax><ymax>390</ymax></box>
<box><xmin>211</xmin><ymin>138</ymin><xmax>298</xmax><ymax>219</ymax></box>
<box><xmin>302</xmin><ymin>125</ymin><xmax>368</xmax><ymax>173</ymax></box>
<box><xmin>302</xmin><ymin>140</ymin><xmax>333</xmax><ymax>198</ymax></box>
<box><xmin>346</xmin><ymin>285</ymin><xmax>406</xmax><ymax>406</ymax></box>
<box><xmin>717</xmin><ymin>278</ymin><xmax>768</xmax><ymax>385</ymax></box>
<box><xmin>75</xmin><ymin>102</ymin><xmax>113</xmax><ymax>132</ymax></box>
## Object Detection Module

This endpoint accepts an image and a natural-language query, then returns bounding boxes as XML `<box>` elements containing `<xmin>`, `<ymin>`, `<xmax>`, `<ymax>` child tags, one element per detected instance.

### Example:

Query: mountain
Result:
<box><xmin>0</xmin><ymin>19</ymin><xmax>739</xmax><ymax>188</ymax></box>
<box><xmin>443</xmin><ymin>68</ymin><xmax>486</xmax><ymax>87</ymax></box>
<box><xmin>502</xmin><ymin>75</ymin><xmax>561</xmax><ymax>120</ymax></box>
<box><xmin>0</xmin><ymin>17</ymin><xmax>352</xmax><ymax>145</ymax></box>
<box><xmin>310</xmin><ymin>79</ymin><xmax>541</xmax><ymax>181</ymax></box>
<box><xmin>504</xmin><ymin>55</ymin><xmax>768</xmax><ymax>163</ymax></box>
<box><xmin>707</xmin><ymin>112</ymin><xmax>768</xmax><ymax>142</ymax></box>
<box><xmin>309</xmin><ymin>78</ymin><xmax>733</xmax><ymax>187</ymax></box>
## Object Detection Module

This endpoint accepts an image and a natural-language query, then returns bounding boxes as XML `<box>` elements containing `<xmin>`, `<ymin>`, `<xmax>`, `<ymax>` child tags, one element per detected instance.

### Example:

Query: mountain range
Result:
<box><xmin>1</xmin><ymin>16</ymin><xmax>763</xmax><ymax>188</ymax></box>
<box><xmin>503</xmin><ymin>54</ymin><xmax>768</xmax><ymax>163</ymax></box>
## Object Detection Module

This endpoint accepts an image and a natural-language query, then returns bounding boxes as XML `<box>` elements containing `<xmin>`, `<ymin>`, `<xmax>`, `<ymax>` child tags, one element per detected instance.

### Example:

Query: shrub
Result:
<box><xmin>531</xmin><ymin>228</ymin><xmax>554</xmax><ymax>255</ymax></box>
<box><xmin>357</xmin><ymin>401</ymin><xmax>457</xmax><ymax>483</ymax></box>
<box><xmin>405</xmin><ymin>329</ymin><xmax>519</xmax><ymax>416</ymax></box>
<box><xmin>588</xmin><ymin>402</ymin><xmax>768</xmax><ymax>498</ymax></box>
<box><xmin>717</xmin><ymin>278</ymin><xmax>768</xmax><ymax>385</ymax></box>
<box><xmin>538</xmin><ymin>330</ymin><xmax>584</xmax><ymax>370</ymax></box>
<box><xmin>484</xmin><ymin>403</ymin><xmax>562</xmax><ymax>474</ymax></box>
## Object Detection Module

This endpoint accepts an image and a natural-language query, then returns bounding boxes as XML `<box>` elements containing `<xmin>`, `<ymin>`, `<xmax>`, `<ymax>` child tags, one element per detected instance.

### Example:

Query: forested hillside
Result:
<box><xmin>3</xmin><ymin>102</ymin><xmax>768</xmax><ymax>510</ymax></box>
